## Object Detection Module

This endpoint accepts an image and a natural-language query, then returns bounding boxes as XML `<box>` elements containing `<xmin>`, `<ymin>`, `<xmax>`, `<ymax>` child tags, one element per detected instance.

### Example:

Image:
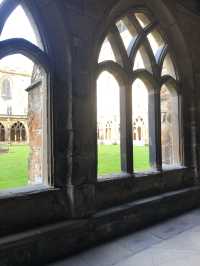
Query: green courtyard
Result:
<box><xmin>98</xmin><ymin>144</ymin><xmax>150</xmax><ymax>175</ymax></box>
<box><xmin>0</xmin><ymin>144</ymin><xmax>150</xmax><ymax>190</ymax></box>
<box><xmin>0</xmin><ymin>145</ymin><xmax>29</xmax><ymax>189</ymax></box>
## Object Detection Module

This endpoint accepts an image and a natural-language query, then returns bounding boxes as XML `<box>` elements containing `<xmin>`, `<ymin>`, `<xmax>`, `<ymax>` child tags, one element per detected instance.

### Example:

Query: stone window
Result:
<box><xmin>7</xmin><ymin>105</ymin><xmax>12</xmax><ymax>115</ymax></box>
<box><xmin>10</xmin><ymin>121</ymin><xmax>26</xmax><ymax>142</ymax></box>
<box><xmin>97</xmin><ymin>10</ymin><xmax>181</xmax><ymax>179</ymax></box>
<box><xmin>1</xmin><ymin>78</ymin><xmax>12</xmax><ymax>99</ymax></box>
<box><xmin>161</xmin><ymin>84</ymin><xmax>180</xmax><ymax>167</ymax></box>
<box><xmin>0</xmin><ymin>1</ymin><xmax>50</xmax><ymax>190</ymax></box>
<box><xmin>97</xmin><ymin>71</ymin><xmax>121</xmax><ymax>176</ymax></box>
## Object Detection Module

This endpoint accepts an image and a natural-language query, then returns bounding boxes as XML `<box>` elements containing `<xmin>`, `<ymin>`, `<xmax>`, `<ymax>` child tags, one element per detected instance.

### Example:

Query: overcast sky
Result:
<box><xmin>0</xmin><ymin>4</ymin><xmax>38</xmax><ymax>73</ymax></box>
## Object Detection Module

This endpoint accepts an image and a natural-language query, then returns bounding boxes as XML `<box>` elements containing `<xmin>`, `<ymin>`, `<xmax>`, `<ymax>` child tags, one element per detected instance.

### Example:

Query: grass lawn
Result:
<box><xmin>0</xmin><ymin>144</ymin><xmax>150</xmax><ymax>190</ymax></box>
<box><xmin>98</xmin><ymin>144</ymin><xmax>150</xmax><ymax>176</ymax></box>
<box><xmin>0</xmin><ymin>145</ymin><xmax>30</xmax><ymax>190</ymax></box>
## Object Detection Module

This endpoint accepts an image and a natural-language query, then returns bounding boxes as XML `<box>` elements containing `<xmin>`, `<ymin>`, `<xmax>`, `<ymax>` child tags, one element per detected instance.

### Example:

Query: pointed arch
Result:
<box><xmin>0</xmin><ymin>122</ymin><xmax>5</xmax><ymax>141</ymax></box>
<box><xmin>10</xmin><ymin>121</ymin><xmax>26</xmax><ymax>142</ymax></box>
<box><xmin>133</xmin><ymin>45</ymin><xmax>153</xmax><ymax>73</ymax></box>
<box><xmin>161</xmin><ymin>53</ymin><xmax>178</xmax><ymax>80</ymax></box>
<box><xmin>0</xmin><ymin>39</ymin><xmax>50</xmax><ymax>72</ymax></box>
<box><xmin>98</xmin><ymin>37</ymin><xmax>116</xmax><ymax>63</ymax></box>
<box><xmin>0</xmin><ymin>2</ymin><xmax>43</xmax><ymax>49</ymax></box>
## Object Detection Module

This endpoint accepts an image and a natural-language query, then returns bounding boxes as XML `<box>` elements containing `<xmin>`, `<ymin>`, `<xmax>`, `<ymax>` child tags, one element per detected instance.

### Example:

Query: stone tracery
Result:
<box><xmin>97</xmin><ymin>9</ymin><xmax>181</xmax><ymax>176</ymax></box>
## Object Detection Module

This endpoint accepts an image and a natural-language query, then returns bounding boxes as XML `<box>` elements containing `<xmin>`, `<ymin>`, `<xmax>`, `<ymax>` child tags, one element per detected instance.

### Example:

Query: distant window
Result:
<box><xmin>7</xmin><ymin>105</ymin><xmax>12</xmax><ymax>115</ymax></box>
<box><xmin>10</xmin><ymin>121</ymin><xmax>26</xmax><ymax>142</ymax></box>
<box><xmin>1</xmin><ymin>79</ymin><xmax>12</xmax><ymax>99</ymax></box>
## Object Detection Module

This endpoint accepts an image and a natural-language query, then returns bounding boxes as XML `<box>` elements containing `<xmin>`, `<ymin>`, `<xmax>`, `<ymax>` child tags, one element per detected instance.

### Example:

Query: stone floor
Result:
<box><xmin>50</xmin><ymin>209</ymin><xmax>200</xmax><ymax>266</ymax></box>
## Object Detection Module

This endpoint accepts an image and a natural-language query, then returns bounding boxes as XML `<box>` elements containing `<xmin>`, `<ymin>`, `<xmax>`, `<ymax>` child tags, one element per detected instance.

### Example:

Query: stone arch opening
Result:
<box><xmin>10</xmin><ymin>121</ymin><xmax>26</xmax><ymax>142</ymax></box>
<box><xmin>0</xmin><ymin>122</ymin><xmax>5</xmax><ymax>141</ymax></box>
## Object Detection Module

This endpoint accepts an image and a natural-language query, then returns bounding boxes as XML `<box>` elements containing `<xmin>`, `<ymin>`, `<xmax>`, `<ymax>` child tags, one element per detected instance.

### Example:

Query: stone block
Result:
<box><xmin>67</xmin><ymin>184</ymin><xmax>95</xmax><ymax>218</ymax></box>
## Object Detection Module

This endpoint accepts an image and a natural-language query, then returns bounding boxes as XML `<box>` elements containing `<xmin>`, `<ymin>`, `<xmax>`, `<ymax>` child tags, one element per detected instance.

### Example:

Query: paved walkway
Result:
<box><xmin>50</xmin><ymin>209</ymin><xmax>200</xmax><ymax>266</ymax></box>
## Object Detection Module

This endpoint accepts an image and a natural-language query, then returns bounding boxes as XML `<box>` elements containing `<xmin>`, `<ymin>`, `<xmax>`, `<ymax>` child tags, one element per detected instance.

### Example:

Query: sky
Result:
<box><xmin>0</xmin><ymin>4</ymin><xmax>39</xmax><ymax>73</ymax></box>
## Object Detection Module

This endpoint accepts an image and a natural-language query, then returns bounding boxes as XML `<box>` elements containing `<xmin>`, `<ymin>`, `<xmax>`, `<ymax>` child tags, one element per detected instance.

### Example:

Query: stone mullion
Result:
<box><xmin>142</xmin><ymin>38</ymin><xmax>158</xmax><ymax>76</ymax></box>
<box><xmin>126</xmin><ymin>14</ymin><xmax>143</xmax><ymax>34</ymax></box>
<box><xmin>108</xmin><ymin>25</ymin><xmax>132</xmax><ymax>74</ymax></box>
<box><xmin>177</xmin><ymin>91</ymin><xmax>184</xmax><ymax>166</ymax></box>
<box><xmin>120</xmin><ymin>79</ymin><xmax>133</xmax><ymax>174</ymax></box>
<box><xmin>67</xmin><ymin>37</ymin><xmax>95</xmax><ymax>219</ymax></box>
<box><xmin>127</xmin><ymin>19</ymin><xmax>157</xmax><ymax>66</ymax></box>
<box><xmin>157</xmin><ymin>45</ymin><xmax>168</xmax><ymax>75</ymax></box>
<box><xmin>186</xmin><ymin>74</ymin><xmax>199</xmax><ymax>181</ymax></box>
<box><xmin>126</xmin><ymin>14</ymin><xmax>157</xmax><ymax>63</ymax></box>
<box><xmin>129</xmin><ymin>33</ymin><xmax>146</xmax><ymax>63</ymax></box>
<box><xmin>0</xmin><ymin>39</ymin><xmax>50</xmax><ymax>72</ymax></box>
<box><xmin>154</xmin><ymin>85</ymin><xmax>162</xmax><ymax>171</ymax></box>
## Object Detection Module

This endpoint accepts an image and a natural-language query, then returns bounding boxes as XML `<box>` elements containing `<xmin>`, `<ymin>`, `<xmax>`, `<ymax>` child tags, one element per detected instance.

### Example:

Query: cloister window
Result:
<box><xmin>97</xmin><ymin>71</ymin><xmax>121</xmax><ymax>176</ymax></box>
<box><xmin>10</xmin><ymin>121</ymin><xmax>26</xmax><ymax>142</ymax></box>
<box><xmin>97</xmin><ymin>10</ymin><xmax>181</xmax><ymax>179</ymax></box>
<box><xmin>0</xmin><ymin>1</ymin><xmax>50</xmax><ymax>190</ymax></box>
<box><xmin>161</xmin><ymin>83</ymin><xmax>180</xmax><ymax>167</ymax></box>
<box><xmin>132</xmin><ymin>79</ymin><xmax>155</xmax><ymax>172</ymax></box>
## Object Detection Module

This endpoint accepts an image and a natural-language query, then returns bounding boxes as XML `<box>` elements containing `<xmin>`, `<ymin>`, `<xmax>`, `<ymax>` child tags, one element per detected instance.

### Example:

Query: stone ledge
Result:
<box><xmin>93</xmin><ymin>187</ymin><xmax>200</xmax><ymax>241</ymax></box>
<box><xmin>96</xmin><ymin>167</ymin><xmax>193</xmax><ymax>210</ymax></box>
<box><xmin>0</xmin><ymin>186</ymin><xmax>200</xmax><ymax>265</ymax></box>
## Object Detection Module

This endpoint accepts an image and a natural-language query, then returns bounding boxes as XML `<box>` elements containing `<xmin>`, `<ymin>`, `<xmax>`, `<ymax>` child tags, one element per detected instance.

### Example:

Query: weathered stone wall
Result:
<box><xmin>27</xmin><ymin>80</ymin><xmax>43</xmax><ymax>184</ymax></box>
<box><xmin>1</xmin><ymin>0</ymin><xmax>200</xmax><ymax>265</ymax></box>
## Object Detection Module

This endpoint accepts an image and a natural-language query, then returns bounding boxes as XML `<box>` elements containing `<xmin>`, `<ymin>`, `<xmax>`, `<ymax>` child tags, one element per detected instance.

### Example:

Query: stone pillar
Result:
<box><xmin>66</xmin><ymin>34</ymin><xmax>96</xmax><ymax>218</ymax></box>
<box><xmin>27</xmin><ymin>76</ymin><xmax>44</xmax><ymax>185</ymax></box>
<box><xmin>149</xmin><ymin>90</ymin><xmax>157</xmax><ymax>168</ymax></box>
<box><xmin>5</xmin><ymin>126</ymin><xmax>9</xmax><ymax>142</ymax></box>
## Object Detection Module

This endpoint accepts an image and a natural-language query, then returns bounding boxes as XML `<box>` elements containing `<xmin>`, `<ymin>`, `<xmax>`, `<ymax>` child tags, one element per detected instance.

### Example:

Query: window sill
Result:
<box><xmin>96</xmin><ymin>166</ymin><xmax>191</xmax><ymax>210</ymax></box>
<box><xmin>98</xmin><ymin>172</ymin><xmax>132</xmax><ymax>182</ymax></box>
<box><xmin>0</xmin><ymin>184</ymin><xmax>59</xmax><ymax>200</ymax></box>
<box><xmin>98</xmin><ymin>166</ymin><xmax>187</xmax><ymax>183</ymax></box>
<box><xmin>162</xmin><ymin>165</ymin><xmax>187</xmax><ymax>172</ymax></box>
<box><xmin>0</xmin><ymin>185</ymin><xmax>70</xmax><ymax>237</ymax></box>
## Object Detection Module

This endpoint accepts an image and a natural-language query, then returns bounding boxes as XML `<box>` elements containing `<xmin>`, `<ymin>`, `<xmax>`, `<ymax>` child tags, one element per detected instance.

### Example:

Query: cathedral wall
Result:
<box><xmin>1</xmin><ymin>1</ymin><xmax>200</xmax><ymax>265</ymax></box>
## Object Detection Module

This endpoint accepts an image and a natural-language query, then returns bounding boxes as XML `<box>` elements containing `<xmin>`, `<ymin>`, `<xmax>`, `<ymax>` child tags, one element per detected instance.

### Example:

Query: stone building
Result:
<box><xmin>0</xmin><ymin>60</ymin><xmax>31</xmax><ymax>143</ymax></box>
<box><xmin>0</xmin><ymin>58</ymin><xmax>45</xmax><ymax>185</ymax></box>
<box><xmin>1</xmin><ymin>1</ymin><xmax>200</xmax><ymax>265</ymax></box>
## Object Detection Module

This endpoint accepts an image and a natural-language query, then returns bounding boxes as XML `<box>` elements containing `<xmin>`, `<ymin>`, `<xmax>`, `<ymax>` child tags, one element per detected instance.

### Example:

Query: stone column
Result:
<box><xmin>27</xmin><ymin>79</ymin><xmax>44</xmax><ymax>185</ymax></box>
<box><xmin>5</xmin><ymin>126</ymin><xmax>10</xmax><ymax>142</ymax></box>
<box><xmin>67</xmin><ymin>34</ymin><xmax>96</xmax><ymax>218</ymax></box>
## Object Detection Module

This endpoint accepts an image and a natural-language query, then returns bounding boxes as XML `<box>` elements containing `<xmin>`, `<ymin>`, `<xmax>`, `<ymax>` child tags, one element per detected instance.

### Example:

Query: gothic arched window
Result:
<box><xmin>97</xmin><ymin>71</ymin><xmax>121</xmax><ymax>176</ymax></box>
<box><xmin>10</xmin><ymin>121</ymin><xmax>26</xmax><ymax>142</ymax></box>
<box><xmin>0</xmin><ymin>1</ymin><xmax>51</xmax><ymax>190</ymax></box>
<box><xmin>97</xmin><ymin>10</ymin><xmax>181</xmax><ymax>178</ymax></box>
